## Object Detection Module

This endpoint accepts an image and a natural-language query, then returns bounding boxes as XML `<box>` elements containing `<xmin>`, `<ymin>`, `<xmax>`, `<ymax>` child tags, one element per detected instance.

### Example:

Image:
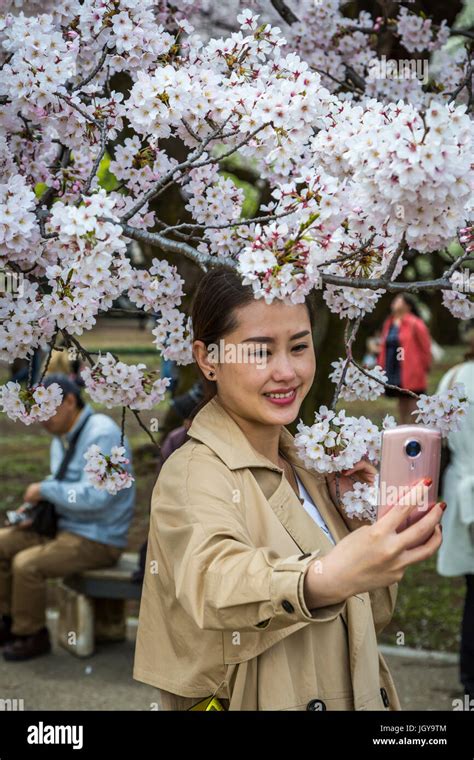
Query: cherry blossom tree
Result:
<box><xmin>0</xmin><ymin>0</ymin><xmax>472</xmax><ymax>511</ymax></box>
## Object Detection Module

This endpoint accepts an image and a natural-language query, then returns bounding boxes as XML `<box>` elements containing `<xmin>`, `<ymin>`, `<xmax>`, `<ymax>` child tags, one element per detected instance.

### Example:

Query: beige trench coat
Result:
<box><xmin>133</xmin><ymin>395</ymin><xmax>401</xmax><ymax>711</ymax></box>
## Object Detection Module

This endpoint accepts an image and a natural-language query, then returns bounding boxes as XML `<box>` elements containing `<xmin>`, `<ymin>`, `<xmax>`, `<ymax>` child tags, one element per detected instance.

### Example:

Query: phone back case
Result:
<box><xmin>377</xmin><ymin>425</ymin><xmax>441</xmax><ymax>530</ymax></box>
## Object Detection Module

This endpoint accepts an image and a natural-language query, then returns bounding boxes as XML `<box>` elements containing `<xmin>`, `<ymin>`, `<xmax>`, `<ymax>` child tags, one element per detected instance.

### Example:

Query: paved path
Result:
<box><xmin>0</xmin><ymin>615</ymin><xmax>463</xmax><ymax>711</ymax></box>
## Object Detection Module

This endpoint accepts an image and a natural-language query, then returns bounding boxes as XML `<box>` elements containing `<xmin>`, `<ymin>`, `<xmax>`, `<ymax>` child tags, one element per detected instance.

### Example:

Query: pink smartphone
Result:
<box><xmin>377</xmin><ymin>425</ymin><xmax>441</xmax><ymax>533</ymax></box>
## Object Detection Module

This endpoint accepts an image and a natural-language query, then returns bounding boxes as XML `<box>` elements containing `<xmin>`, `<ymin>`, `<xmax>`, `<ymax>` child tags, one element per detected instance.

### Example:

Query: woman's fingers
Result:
<box><xmin>342</xmin><ymin>460</ymin><xmax>377</xmax><ymax>476</ymax></box>
<box><xmin>400</xmin><ymin>523</ymin><xmax>443</xmax><ymax>567</ymax></box>
<box><xmin>378</xmin><ymin>479</ymin><xmax>430</xmax><ymax>532</ymax></box>
<box><xmin>342</xmin><ymin>460</ymin><xmax>377</xmax><ymax>483</ymax></box>
<box><xmin>396</xmin><ymin>501</ymin><xmax>445</xmax><ymax>550</ymax></box>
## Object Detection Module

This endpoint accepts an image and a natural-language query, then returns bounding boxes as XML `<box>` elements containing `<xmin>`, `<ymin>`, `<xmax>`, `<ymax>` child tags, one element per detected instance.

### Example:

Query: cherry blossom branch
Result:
<box><xmin>120</xmin><ymin>406</ymin><xmax>126</xmax><ymax>447</ymax></box>
<box><xmin>69</xmin><ymin>47</ymin><xmax>109</xmax><ymax>93</ymax></box>
<box><xmin>82</xmin><ymin>121</ymin><xmax>108</xmax><ymax>196</ymax></box>
<box><xmin>320</xmin><ymin>272</ymin><xmax>456</xmax><ymax>292</ymax></box>
<box><xmin>446</xmin><ymin>52</ymin><xmax>474</xmax><ymax>107</ymax></box>
<box><xmin>129</xmin><ymin>408</ymin><xmax>159</xmax><ymax>447</ymax></box>
<box><xmin>55</xmin><ymin>92</ymin><xmax>103</xmax><ymax>130</ymax></box>
<box><xmin>58</xmin><ymin>330</ymin><xmax>160</xmax><ymax>447</ymax></box>
<box><xmin>120</xmin><ymin>114</ymin><xmax>235</xmax><ymax>222</ymax></box>
<box><xmin>383</xmin><ymin>236</ymin><xmax>407</xmax><ymax>281</ymax></box>
<box><xmin>344</xmin><ymin>64</ymin><xmax>366</xmax><ymax>93</ymax></box>
<box><xmin>187</xmin><ymin>123</ymin><xmax>269</xmax><ymax>169</ymax></box>
<box><xmin>350</xmin><ymin>357</ymin><xmax>420</xmax><ymax>399</ymax></box>
<box><xmin>121</xmin><ymin>123</ymin><xmax>267</xmax><ymax>224</ymax></box>
<box><xmin>36</xmin><ymin>144</ymin><xmax>72</xmax><ymax>214</ymax></box>
<box><xmin>444</xmin><ymin>231</ymin><xmax>474</xmax><ymax>278</ymax></box>
<box><xmin>331</xmin><ymin>317</ymin><xmax>362</xmax><ymax>409</ymax></box>
<box><xmin>161</xmin><ymin>207</ymin><xmax>297</xmax><ymax>233</ymax></box>
<box><xmin>115</xmin><ymin>220</ymin><xmax>237</xmax><ymax>268</ymax></box>
<box><xmin>38</xmin><ymin>331</ymin><xmax>60</xmax><ymax>385</ymax></box>
<box><xmin>315</xmin><ymin>234</ymin><xmax>378</xmax><ymax>269</ymax></box>
<box><xmin>310</xmin><ymin>66</ymin><xmax>362</xmax><ymax>95</ymax></box>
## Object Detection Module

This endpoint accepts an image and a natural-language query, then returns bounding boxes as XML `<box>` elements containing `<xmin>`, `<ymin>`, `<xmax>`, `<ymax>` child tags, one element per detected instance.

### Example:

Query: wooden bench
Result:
<box><xmin>56</xmin><ymin>552</ymin><xmax>142</xmax><ymax>658</ymax></box>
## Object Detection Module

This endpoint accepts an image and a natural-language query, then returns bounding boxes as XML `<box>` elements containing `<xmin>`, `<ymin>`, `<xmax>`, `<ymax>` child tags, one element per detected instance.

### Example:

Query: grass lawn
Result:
<box><xmin>0</xmin><ymin>322</ymin><xmax>468</xmax><ymax>653</ymax></box>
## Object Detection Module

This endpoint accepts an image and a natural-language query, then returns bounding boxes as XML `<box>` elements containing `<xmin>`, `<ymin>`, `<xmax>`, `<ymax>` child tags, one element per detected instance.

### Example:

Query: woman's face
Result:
<box><xmin>194</xmin><ymin>298</ymin><xmax>316</xmax><ymax>427</ymax></box>
<box><xmin>391</xmin><ymin>295</ymin><xmax>407</xmax><ymax>315</ymax></box>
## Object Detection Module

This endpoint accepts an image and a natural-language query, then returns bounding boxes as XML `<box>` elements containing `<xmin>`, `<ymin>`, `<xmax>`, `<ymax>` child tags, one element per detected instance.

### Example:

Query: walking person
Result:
<box><xmin>134</xmin><ymin>266</ymin><xmax>444</xmax><ymax>711</ymax></box>
<box><xmin>377</xmin><ymin>294</ymin><xmax>432</xmax><ymax>423</ymax></box>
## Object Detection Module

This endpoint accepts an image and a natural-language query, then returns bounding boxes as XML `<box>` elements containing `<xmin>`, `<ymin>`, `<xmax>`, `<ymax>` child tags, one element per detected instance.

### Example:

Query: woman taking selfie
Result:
<box><xmin>133</xmin><ymin>266</ymin><xmax>444</xmax><ymax>711</ymax></box>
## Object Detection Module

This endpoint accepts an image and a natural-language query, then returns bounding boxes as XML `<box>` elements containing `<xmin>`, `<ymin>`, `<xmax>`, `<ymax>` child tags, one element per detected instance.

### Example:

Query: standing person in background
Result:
<box><xmin>377</xmin><ymin>294</ymin><xmax>432</xmax><ymax>423</ymax></box>
<box><xmin>436</xmin><ymin>326</ymin><xmax>474</xmax><ymax>701</ymax></box>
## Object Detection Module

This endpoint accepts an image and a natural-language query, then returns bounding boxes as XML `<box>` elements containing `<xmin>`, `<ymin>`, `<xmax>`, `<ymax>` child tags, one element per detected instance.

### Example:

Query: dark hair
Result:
<box><xmin>399</xmin><ymin>293</ymin><xmax>421</xmax><ymax>318</ymax></box>
<box><xmin>189</xmin><ymin>266</ymin><xmax>315</xmax><ymax>417</ymax></box>
<box><xmin>43</xmin><ymin>372</ymin><xmax>85</xmax><ymax>409</ymax></box>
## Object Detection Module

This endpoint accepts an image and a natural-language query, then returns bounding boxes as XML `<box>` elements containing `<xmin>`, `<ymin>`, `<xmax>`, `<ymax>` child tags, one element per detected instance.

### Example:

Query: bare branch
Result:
<box><xmin>162</xmin><ymin>207</ymin><xmax>296</xmax><ymax>234</ymax></box>
<box><xmin>331</xmin><ymin>317</ymin><xmax>362</xmax><ymax>409</ymax></box>
<box><xmin>350</xmin><ymin>358</ymin><xmax>420</xmax><ymax>399</ymax></box>
<box><xmin>270</xmin><ymin>0</ymin><xmax>299</xmax><ymax>25</ymax></box>
<box><xmin>320</xmin><ymin>272</ymin><xmax>455</xmax><ymax>292</ymax></box>
<box><xmin>116</xmin><ymin>219</ymin><xmax>238</xmax><ymax>269</ymax></box>
<box><xmin>82</xmin><ymin>121</ymin><xmax>108</xmax><ymax>196</ymax></box>
<box><xmin>450</xmin><ymin>27</ymin><xmax>474</xmax><ymax>41</ymax></box>
<box><xmin>55</xmin><ymin>91</ymin><xmax>102</xmax><ymax>129</ymax></box>
<box><xmin>69</xmin><ymin>47</ymin><xmax>109</xmax><ymax>93</ymax></box>
<box><xmin>382</xmin><ymin>237</ymin><xmax>407</xmax><ymax>282</ymax></box>
<box><xmin>38</xmin><ymin>330</ymin><xmax>60</xmax><ymax>384</ymax></box>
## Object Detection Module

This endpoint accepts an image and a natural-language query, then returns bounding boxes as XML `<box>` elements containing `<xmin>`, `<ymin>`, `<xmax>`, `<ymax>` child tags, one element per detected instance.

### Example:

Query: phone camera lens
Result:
<box><xmin>405</xmin><ymin>440</ymin><xmax>422</xmax><ymax>457</ymax></box>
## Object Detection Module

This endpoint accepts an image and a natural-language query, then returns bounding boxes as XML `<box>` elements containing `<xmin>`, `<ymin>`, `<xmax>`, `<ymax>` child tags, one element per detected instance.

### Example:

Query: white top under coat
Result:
<box><xmin>294</xmin><ymin>472</ymin><xmax>336</xmax><ymax>545</ymax></box>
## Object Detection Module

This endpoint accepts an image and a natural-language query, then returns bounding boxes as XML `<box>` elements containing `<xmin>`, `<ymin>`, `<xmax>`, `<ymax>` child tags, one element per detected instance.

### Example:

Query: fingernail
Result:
<box><xmin>439</xmin><ymin>501</ymin><xmax>447</xmax><ymax>511</ymax></box>
<box><xmin>423</xmin><ymin>477</ymin><xmax>432</xmax><ymax>486</ymax></box>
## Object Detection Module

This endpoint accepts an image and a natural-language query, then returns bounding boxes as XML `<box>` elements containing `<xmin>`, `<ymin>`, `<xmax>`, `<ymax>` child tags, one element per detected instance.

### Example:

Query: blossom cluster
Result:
<box><xmin>329</xmin><ymin>359</ymin><xmax>387</xmax><ymax>401</ymax></box>
<box><xmin>311</xmin><ymin>100</ymin><xmax>473</xmax><ymax>254</ymax></box>
<box><xmin>0</xmin><ymin>279</ymin><xmax>55</xmax><ymax>363</ymax></box>
<box><xmin>237</xmin><ymin>221</ymin><xmax>325</xmax><ymax>305</ymax></box>
<box><xmin>128</xmin><ymin>258</ymin><xmax>184</xmax><ymax>313</ymax></box>
<box><xmin>442</xmin><ymin>273</ymin><xmax>474</xmax><ymax>320</ymax></box>
<box><xmin>294</xmin><ymin>405</ymin><xmax>396</xmax><ymax>474</ymax></box>
<box><xmin>340</xmin><ymin>480</ymin><xmax>378</xmax><ymax>523</ymax></box>
<box><xmin>81</xmin><ymin>352</ymin><xmax>170</xmax><ymax>411</ymax></box>
<box><xmin>152</xmin><ymin>308</ymin><xmax>194</xmax><ymax>365</ymax></box>
<box><xmin>413</xmin><ymin>384</ymin><xmax>470</xmax><ymax>436</ymax></box>
<box><xmin>84</xmin><ymin>444</ymin><xmax>135</xmax><ymax>495</ymax></box>
<box><xmin>0</xmin><ymin>380</ymin><xmax>62</xmax><ymax>424</ymax></box>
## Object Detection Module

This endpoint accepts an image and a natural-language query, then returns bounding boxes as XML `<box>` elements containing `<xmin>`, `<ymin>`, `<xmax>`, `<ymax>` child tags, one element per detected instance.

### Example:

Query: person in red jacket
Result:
<box><xmin>377</xmin><ymin>293</ymin><xmax>432</xmax><ymax>424</ymax></box>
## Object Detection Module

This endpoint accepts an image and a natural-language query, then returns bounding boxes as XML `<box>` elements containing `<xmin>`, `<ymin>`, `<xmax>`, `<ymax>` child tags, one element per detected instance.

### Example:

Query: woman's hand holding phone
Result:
<box><xmin>303</xmin><ymin>478</ymin><xmax>445</xmax><ymax>610</ymax></box>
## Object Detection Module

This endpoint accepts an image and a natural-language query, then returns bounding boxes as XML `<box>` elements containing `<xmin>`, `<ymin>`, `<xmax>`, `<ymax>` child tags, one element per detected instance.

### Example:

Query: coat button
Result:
<box><xmin>307</xmin><ymin>699</ymin><xmax>326</xmax><ymax>711</ymax></box>
<box><xmin>380</xmin><ymin>687</ymin><xmax>390</xmax><ymax>708</ymax></box>
<box><xmin>282</xmin><ymin>599</ymin><xmax>295</xmax><ymax>613</ymax></box>
<box><xmin>298</xmin><ymin>552</ymin><xmax>311</xmax><ymax>560</ymax></box>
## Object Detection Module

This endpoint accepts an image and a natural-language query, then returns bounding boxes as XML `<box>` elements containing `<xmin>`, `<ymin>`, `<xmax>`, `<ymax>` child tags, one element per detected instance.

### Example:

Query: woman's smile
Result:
<box><xmin>263</xmin><ymin>386</ymin><xmax>299</xmax><ymax>406</ymax></box>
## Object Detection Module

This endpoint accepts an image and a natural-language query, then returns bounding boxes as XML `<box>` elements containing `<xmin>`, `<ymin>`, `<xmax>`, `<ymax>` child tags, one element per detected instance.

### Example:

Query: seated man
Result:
<box><xmin>0</xmin><ymin>373</ymin><xmax>136</xmax><ymax>661</ymax></box>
